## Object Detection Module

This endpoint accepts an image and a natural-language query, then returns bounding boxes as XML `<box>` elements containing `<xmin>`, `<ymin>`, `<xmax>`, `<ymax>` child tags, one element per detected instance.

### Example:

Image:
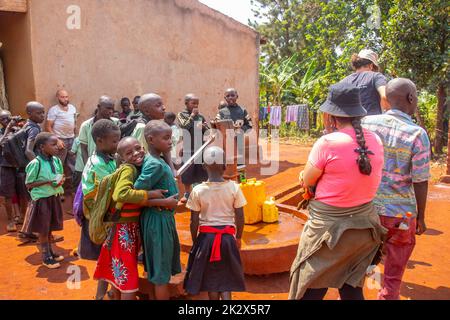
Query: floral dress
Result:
<box><xmin>93</xmin><ymin>164</ymin><xmax>146</xmax><ymax>293</ymax></box>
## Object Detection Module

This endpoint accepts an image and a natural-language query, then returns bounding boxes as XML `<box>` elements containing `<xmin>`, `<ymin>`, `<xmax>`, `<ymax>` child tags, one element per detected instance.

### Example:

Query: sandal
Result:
<box><xmin>14</xmin><ymin>216</ymin><xmax>24</xmax><ymax>225</ymax></box>
<box><xmin>50</xmin><ymin>234</ymin><xmax>64</xmax><ymax>243</ymax></box>
<box><xmin>18</xmin><ymin>232</ymin><xmax>38</xmax><ymax>241</ymax></box>
<box><xmin>6</xmin><ymin>222</ymin><xmax>17</xmax><ymax>233</ymax></box>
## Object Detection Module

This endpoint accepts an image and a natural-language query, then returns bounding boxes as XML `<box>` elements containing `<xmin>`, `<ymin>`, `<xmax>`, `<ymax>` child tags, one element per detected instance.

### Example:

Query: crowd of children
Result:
<box><xmin>0</xmin><ymin>74</ymin><xmax>429</xmax><ymax>301</ymax></box>
<box><xmin>0</xmin><ymin>88</ymin><xmax>252</xmax><ymax>300</ymax></box>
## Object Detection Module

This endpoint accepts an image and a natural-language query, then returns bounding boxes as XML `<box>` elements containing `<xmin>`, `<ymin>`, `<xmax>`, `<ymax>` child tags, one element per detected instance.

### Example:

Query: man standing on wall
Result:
<box><xmin>46</xmin><ymin>89</ymin><xmax>77</xmax><ymax>195</ymax></box>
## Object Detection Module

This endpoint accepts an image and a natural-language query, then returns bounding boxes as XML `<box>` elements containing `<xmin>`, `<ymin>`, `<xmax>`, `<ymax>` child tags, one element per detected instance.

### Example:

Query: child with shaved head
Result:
<box><xmin>18</xmin><ymin>102</ymin><xmax>46</xmax><ymax>242</ymax></box>
<box><xmin>130</xmin><ymin>93</ymin><xmax>176</xmax><ymax>177</ymax></box>
<box><xmin>130</xmin><ymin>93</ymin><xmax>166</xmax><ymax>152</ymax></box>
<box><xmin>134</xmin><ymin>120</ymin><xmax>180</xmax><ymax>300</ymax></box>
<box><xmin>176</xmin><ymin>93</ymin><xmax>208</xmax><ymax>203</ymax></box>
<box><xmin>216</xmin><ymin>88</ymin><xmax>253</xmax><ymax>132</ymax></box>
<box><xmin>184</xmin><ymin>146</ymin><xmax>246</xmax><ymax>300</ymax></box>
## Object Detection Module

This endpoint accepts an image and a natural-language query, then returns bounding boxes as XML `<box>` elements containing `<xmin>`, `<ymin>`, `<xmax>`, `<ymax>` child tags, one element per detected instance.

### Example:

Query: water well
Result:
<box><xmin>176</xmin><ymin>119</ymin><xmax>308</xmax><ymax>275</ymax></box>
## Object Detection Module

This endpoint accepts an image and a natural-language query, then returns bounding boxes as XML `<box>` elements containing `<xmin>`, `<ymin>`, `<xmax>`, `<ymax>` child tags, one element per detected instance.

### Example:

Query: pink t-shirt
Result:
<box><xmin>308</xmin><ymin>127</ymin><xmax>384</xmax><ymax>208</ymax></box>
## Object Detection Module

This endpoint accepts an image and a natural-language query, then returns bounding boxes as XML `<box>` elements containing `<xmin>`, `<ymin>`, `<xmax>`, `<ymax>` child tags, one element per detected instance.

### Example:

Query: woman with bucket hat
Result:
<box><xmin>289</xmin><ymin>82</ymin><xmax>386</xmax><ymax>300</ymax></box>
<box><xmin>340</xmin><ymin>49</ymin><xmax>390</xmax><ymax>115</ymax></box>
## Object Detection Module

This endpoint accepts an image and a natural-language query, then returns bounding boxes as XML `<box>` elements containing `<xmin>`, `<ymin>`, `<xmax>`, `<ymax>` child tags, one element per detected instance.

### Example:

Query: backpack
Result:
<box><xmin>73</xmin><ymin>183</ymin><xmax>84</xmax><ymax>226</ymax></box>
<box><xmin>1</xmin><ymin>125</ymin><xmax>29</xmax><ymax>168</ymax></box>
<box><xmin>88</xmin><ymin>164</ymin><xmax>137</xmax><ymax>245</ymax></box>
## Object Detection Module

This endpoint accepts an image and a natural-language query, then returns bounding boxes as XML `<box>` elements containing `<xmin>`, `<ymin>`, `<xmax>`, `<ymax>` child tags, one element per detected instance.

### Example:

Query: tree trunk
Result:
<box><xmin>434</xmin><ymin>82</ymin><xmax>446</xmax><ymax>154</ymax></box>
<box><xmin>447</xmin><ymin>124</ymin><xmax>450</xmax><ymax>175</ymax></box>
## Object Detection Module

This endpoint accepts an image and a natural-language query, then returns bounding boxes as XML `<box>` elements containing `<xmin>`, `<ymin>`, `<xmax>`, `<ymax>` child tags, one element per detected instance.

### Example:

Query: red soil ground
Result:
<box><xmin>0</xmin><ymin>143</ymin><xmax>449</xmax><ymax>300</ymax></box>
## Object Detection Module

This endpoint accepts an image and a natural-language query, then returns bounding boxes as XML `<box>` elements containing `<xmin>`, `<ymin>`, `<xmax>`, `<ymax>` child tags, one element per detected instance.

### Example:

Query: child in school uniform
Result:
<box><xmin>93</xmin><ymin>137</ymin><xmax>173</xmax><ymax>300</ymax></box>
<box><xmin>18</xmin><ymin>102</ymin><xmax>46</xmax><ymax>242</ymax></box>
<box><xmin>70</xmin><ymin>137</ymin><xmax>84</xmax><ymax>191</ymax></box>
<box><xmin>23</xmin><ymin>132</ymin><xmax>65</xmax><ymax>269</ymax></box>
<box><xmin>131</xmin><ymin>93</ymin><xmax>176</xmax><ymax>177</ymax></box>
<box><xmin>80</xmin><ymin>119</ymin><xmax>121</xmax><ymax>300</ymax></box>
<box><xmin>134</xmin><ymin>120</ymin><xmax>180</xmax><ymax>300</ymax></box>
<box><xmin>184</xmin><ymin>146</ymin><xmax>246</xmax><ymax>300</ymax></box>
<box><xmin>80</xmin><ymin>119</ymin><xmax>120</xmax><ymax>260</ymax></box>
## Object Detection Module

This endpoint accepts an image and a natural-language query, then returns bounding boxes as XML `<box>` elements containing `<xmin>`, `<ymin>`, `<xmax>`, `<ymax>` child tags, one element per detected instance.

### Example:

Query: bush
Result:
<box><xmin>417</xmin><ymin>90</ymin><xmax>437</xmax><ymax>140</ymax></box>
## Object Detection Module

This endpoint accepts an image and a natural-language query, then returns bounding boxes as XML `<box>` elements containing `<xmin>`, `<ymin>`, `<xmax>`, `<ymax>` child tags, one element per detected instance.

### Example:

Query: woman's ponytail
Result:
<box><xmin>351</xmin><ymin>117</ymin><xmax>373</xmax><ymax>175</ymax></box>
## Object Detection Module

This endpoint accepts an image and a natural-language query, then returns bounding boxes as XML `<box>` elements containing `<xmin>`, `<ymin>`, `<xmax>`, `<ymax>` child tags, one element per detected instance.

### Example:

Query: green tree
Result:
<box><xmin>251</xmin><ymin>0</ymin><xmax>383</xmax><ymax>108</ymax></box>
<box><xmin>259</xmin><ymin>54</ymin><xmax>300</xmax><ymax>105</ymax></box>
<box><xmin>380</xmin><ymin>0</ymin><xmax>449</xmax><ymax>153</ymax></box>
<box><xmin>252</xmin><ymin>0</ymin><xmax>449</xmax><ymax>153</ymax></box>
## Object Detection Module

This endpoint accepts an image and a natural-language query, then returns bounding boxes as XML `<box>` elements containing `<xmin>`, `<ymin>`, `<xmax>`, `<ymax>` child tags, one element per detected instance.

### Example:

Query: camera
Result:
<box><xmin>10</xmin><ymin>116</ymin><xmax>25</xmax><ymax>123</ymax></box>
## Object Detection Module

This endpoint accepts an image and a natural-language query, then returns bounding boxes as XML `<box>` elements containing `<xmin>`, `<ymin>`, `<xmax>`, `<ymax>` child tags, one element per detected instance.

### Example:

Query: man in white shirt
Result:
<box><xmin>46</xmin><ymin>89</ymin><xmax>77</xmax><ymax>193</ymax></box>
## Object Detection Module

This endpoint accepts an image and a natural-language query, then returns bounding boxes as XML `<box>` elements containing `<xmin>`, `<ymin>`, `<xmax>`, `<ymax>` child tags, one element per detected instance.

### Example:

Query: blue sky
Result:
<box><xmin>198</xmin><ymin>0</ymin><xmax>255</xmax><ymax>26</ymax></box>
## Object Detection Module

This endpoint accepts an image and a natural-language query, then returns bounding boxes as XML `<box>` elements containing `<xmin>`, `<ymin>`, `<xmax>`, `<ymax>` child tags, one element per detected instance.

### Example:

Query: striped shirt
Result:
<box><xmin>362</xmin><ymin>109</ymin><xmax>431</xmax><ymax>218</ymax></box>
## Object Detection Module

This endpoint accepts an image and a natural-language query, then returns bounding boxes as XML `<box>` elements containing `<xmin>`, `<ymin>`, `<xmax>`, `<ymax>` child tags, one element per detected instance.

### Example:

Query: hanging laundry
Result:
<box><xmin>285</xmin><ymin>105</ymin><xmax>300</xmax><ymax>123</ymax></box>
<box><xmin>259</xmin><ymin>107</ymin><xmax>269</xmax><ymax>121</ymax></box>
<box><xmin>259</xmin><ymin>107</ymin><xmax>265</xmax><ymax>121</ymax></box>
<box><xmin>297</xmin><ymin>104</ymin><xmax>310</xmax><ymax>130</ymax></box>
<box><xmin>269</xmin><ymin>106</ymin><xmax>282</xmax><ymax>126</ymax></box>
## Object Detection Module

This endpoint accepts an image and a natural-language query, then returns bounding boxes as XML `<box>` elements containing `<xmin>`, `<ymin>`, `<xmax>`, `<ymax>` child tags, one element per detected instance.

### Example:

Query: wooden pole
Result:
<box><xmin>213</xmin><ymin>119</ymin><xmax>238</xmax><ymax>181</ymax></box>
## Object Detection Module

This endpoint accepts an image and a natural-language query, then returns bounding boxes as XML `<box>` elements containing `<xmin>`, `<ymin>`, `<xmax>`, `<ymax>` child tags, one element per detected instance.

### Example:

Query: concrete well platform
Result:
<box><xmin>176</xmin><ymin>208</ymin><xmax>306</xmax><ymax>275</ymax></box>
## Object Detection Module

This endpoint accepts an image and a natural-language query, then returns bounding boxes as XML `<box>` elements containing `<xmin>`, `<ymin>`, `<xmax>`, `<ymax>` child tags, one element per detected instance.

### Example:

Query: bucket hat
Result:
<box><xmin>319</xmin><ymin>82</ymin><xmax>367</xmax><ymax>117</ymax></box>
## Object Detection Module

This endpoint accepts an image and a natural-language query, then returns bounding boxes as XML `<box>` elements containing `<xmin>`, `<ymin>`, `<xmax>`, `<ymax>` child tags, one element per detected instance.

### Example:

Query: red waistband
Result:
<box><xmin>199</xmin><ymin>226</ymin><xmax>236</xmax><ymax>263</ymax></box>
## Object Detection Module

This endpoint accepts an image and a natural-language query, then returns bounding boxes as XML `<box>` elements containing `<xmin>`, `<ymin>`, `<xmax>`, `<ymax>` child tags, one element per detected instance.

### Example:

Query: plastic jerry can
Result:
<box><xmin>254</xmin><ymin>180</ymin><xmax>266</xmax><ymax>206</ymax></box>
<box><xmin>245</xmin><ymin>178</ymin><xmax>266</xmax><ymax>205</ymax></box>
<box><xmin>263</xmin><ymin>197</ymin><xmax>279</xmax><ymax>223</ymax></box>
<box><xmin>240</xmin><ymin>180</ymin><xmax>263</xmax><ymax>224</ymax></box>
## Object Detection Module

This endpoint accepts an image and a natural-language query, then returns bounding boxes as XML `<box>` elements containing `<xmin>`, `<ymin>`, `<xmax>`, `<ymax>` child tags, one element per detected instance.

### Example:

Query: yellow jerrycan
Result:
<box><xmin>263</xmin><ymin>197</ymin><xmax>279</xmax><ymax>223</ymax></box>
<box><xmin>254</xmin><ymin>180</ymin><xmax>266</xmax><ymax>207</ymax></box>
<box><xmin>240</xmin><ymin>179</ymin><xmax>263</xmax><ymax>224</ymax></box>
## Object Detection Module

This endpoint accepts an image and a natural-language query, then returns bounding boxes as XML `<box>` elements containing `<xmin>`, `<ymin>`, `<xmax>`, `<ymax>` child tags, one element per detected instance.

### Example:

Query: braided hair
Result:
<box><xmin>351</xmin><ymin>117</ymin><xmax>373</xmax><ymax>175</ymax></box>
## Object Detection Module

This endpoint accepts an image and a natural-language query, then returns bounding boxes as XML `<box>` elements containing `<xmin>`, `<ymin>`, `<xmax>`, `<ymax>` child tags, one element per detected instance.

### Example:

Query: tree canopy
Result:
<box><xmin>251</xmin><ymin>0</ymin><xmax>449</xmax><ymax>152</ymax></box>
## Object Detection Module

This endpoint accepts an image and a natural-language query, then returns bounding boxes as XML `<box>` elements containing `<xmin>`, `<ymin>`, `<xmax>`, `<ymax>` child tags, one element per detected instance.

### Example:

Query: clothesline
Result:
<box><xmin>259</xmin><ymin>105</ymin><xmax>310</xmax><ymax>130</ymax></box>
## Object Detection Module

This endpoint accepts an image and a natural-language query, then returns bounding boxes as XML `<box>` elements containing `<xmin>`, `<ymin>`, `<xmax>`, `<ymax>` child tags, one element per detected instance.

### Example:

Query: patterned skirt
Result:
<box><xmin>94</xmin><ymin>222</ymin><xmax>141</xmax><ymax>293</ymax></box>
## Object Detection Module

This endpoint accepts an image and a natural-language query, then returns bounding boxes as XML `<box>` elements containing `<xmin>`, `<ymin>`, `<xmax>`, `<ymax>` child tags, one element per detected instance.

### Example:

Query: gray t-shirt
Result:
<box><xmin>47</xmin><ymin>104</ymin><xmax>77</xmax><ymax>139</ymax></box>
<box><xmin>341</xmin><ymin>71</ymin><xmax>387</xmax><ymax>116</ymax></box>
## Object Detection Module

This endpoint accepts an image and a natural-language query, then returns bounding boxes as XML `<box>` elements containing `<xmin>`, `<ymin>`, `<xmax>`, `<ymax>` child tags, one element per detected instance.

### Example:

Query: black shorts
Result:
<box><xmin>0</xmin><ymin>166</ymin><xmax>18</xmax><ymax>198</ymax></box>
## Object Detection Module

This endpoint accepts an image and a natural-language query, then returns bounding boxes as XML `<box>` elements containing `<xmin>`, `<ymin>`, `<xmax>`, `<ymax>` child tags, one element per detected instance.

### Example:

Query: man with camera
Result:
<box><xmin>0</xmin><ymin>110</ymin><xmax>26</xmax><ymax>232</ymax></box>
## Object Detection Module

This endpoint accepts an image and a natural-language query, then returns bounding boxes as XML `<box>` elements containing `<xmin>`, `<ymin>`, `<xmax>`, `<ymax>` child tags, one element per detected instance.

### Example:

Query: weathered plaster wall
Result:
<box><xmin>23</xmin><ymin>0</ymin><xmax>259</xmax><ymax>124</ymax></box>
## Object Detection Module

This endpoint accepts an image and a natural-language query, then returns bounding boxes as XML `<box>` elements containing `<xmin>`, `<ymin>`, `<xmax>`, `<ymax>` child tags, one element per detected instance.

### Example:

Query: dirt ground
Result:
<box><xmin>0</xmin><ymin>143</ymin><xmax>449</xmax><ymax>300</ymax></box>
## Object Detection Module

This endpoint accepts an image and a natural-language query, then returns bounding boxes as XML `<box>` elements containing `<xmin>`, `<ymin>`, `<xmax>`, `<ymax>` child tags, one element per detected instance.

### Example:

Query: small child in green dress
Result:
<box><xmin>134</xmin><ymin>120</ymin><xmax>180</xmax><ymax>300</ymax></box>
<box><xmin>24</xmin><ymin>132</ymin><xmax>65</xmax><ymax>269</ymax></box>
